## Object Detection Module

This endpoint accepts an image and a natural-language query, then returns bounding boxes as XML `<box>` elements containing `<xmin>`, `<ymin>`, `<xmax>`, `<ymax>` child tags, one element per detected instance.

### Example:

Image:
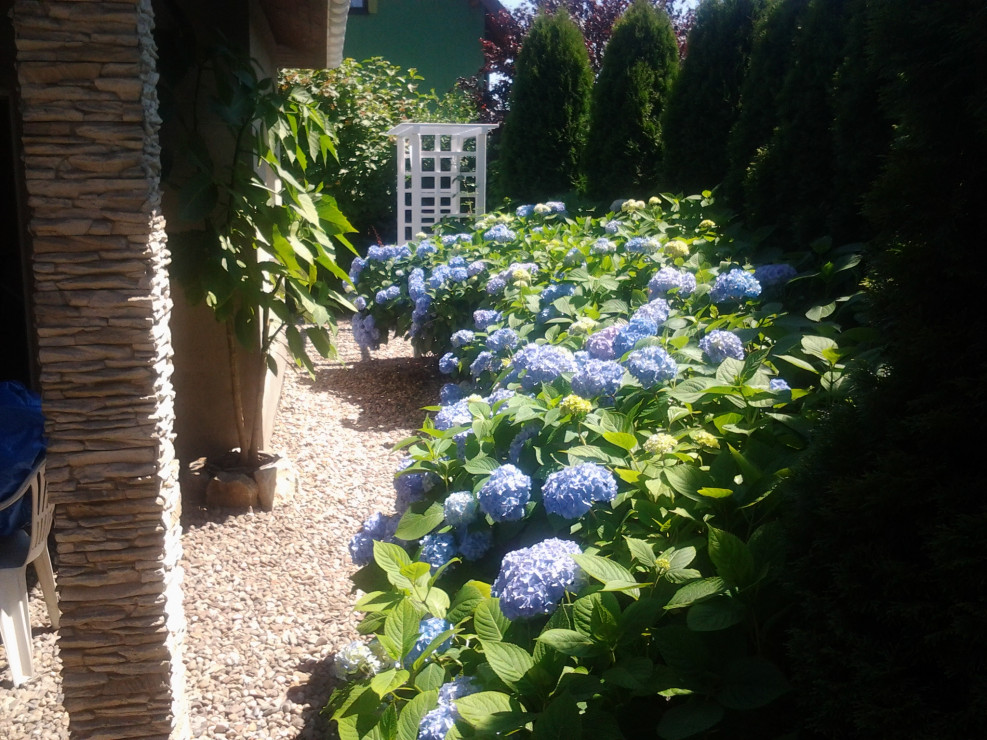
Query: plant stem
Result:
<box><xmin>226</xmin><ymin>319</ymin><xmax>249</xmax><ymax>466</ymax></box>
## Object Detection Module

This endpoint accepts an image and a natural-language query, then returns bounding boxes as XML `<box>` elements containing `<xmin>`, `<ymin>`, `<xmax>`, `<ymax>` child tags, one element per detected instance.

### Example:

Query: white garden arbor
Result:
<box><xmin>388</xmin><ymin>122</ymin><xmax>498</xmax><ymax>242</ymax></box>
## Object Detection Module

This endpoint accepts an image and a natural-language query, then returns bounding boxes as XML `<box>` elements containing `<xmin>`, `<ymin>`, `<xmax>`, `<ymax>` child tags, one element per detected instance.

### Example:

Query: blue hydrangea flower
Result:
<box><xmin>352</xmin><ymin>313</ymin><xmax>381</xmax><ymax>350</ymax></box>
<box><xmin>632</xmin><ymin>298</ymin><xmax>670</xmax><ymax>326</ymax></box>
<box><xmin>754</xmin><ymin>263</ymin><xmax>798</xmax><ymax>287</ymax></box>
<box><xmin>710</xmin><ymin>268</ymin><xmax>762</xmax><ymax>303</ymax></box>
<box><xmin>440</xmin><ymin>233</ymin><xmax>472</xmax><ymax>247</ymax></box>
<box><xmin>564</xmin><ymin>247</ymin><xmax>586</xmax><ymax>266</ymax></box>
<box><xmin>492</xmin><ymin>538</ymin><xmax>582</xmax><ymax>620</ymax></box>
<box><xmin>473</xmin><ymin>309</ymin><xmax>502</xmax><ymax>330</ymax></box>
<box><xmin>420</xmin><ymin>532</ymin><xmax>457</xmax><ymax>571</ymax></box>
<box><xmin>485</xmin><ymin>388</ymin><xmax>515</xmax><ymax>407</ymax></box>
<box><xmin>487</xmin><ymin>328</ymin><xmax>520</xmax><ymax>354</ymax></box>
<box><xmin>769</xmin><ymin>378</ymin><xmax>791</xmax><ymax>392</ymax></box>
<box><xmin>626</xmin><ymin>346</ymin><xmax>678</xmax><ymax>388</ymax></box>
<box><xmin>353</xmin><ymin>296</ymin><xmax>367</xmax><ymax>311</ymax></box>
<box><xmin>478</xmin><ymin>464</ymin><xmax>531</xmax><ymax>522</ymax></box>
<box><xmin>626</xmin><ymin>236</ymin><xmax>660</xmax><ymax>254</ymax></box>
<box><xmin>439</xmin><ymin>352</ymin><xmax>459</xmax><ymax>375</ymax></box>
<box><xmin>515</xmin><ymin>204</ymin><xmax>535</xmax><ymax>218</ymax></box>
<box><xmin>414</xmin><ymin>241</ymin><xmax>437</xmax><ymax>258</ymax></box>
<box><xmin>347</xmin><ymin>512</ymin><xmax>400</xmax><ymax>566</ymax></box>
<box><xmin>544</xmin><ymin>201</ymin><xmax>567</xmax><ymax>214</ymax></box>
<box><xmin>508</xmin><ymin>424</ymin><xmax>538</xmax><ymax>465</ymax></box>
<box><xmin>467</xmin><ymin>260</ymin><xmax>486</xmax><ymax>277</ymax></box>
<box><xmin>368</xmin><ymin>244</ymin><xmax>412</xmax><ymax>262</ymax></box>
<box><xmin>439</xmin><ymin>382</ymin><xmax>469</xmax><ymax>405</ymax></box>
<box><xmin>394</xmin><ymin>457</ymin><xmax>437</xmax><ymax>513</ymax></box>
<box><xmin>613</xmin><ymin>317</ymin><xmax>659</xmax><ymax>358</ymax></box>
<box><xmin>483</xmin><ymin>223</ymin><xmax>516</xmax><ymax>243</ymax></box>
<box><xmin>699</xmin><ymin>330</ymin><xmax>745</xmax><ymax>363</ymax></box>
<box><xmin>449</xmin><ymin>256</ymin><xmax>466</xmax><ymax>268</ymax></box>
<box><xmin>458</xmin><ymin>528</ymin><xmax>493</xmax><ymax>561</ymax></box>
<box><xmin>485</xmin><ymin>273</ymin><xmax>507</xmax><ymax>295</ymax></box>
<box><xmin>542</xmin><ymin>463</ymin><xmax>618</xmax><ymax>519</ymax></box>
<box><xmin>435</xmin><ymin>397</ymin><xmax>474</xmax><ymax>430</ymax></box>
<box><xmin>438</xmin><ymin>676</ymin><xmax>479</xmax><ymax>705</ymax></box>
<box><xmin>408</xmin><ymin>267</ymin><xmax>427</xmax><ymax>301</ymax></box>
<box><xmin>375</xmin><ymin>284</ymin><xmax>401</xmax><ymax>304</ymax></box>
<box><xmin>648</xmin><ymin>267</ymin><xmax>696</xmax><ymax>298</ymax></box>
<box><xmin>348</xmin><ymin>256</ymin><xmax>366</xmax><ymax>283</ymax></box>
<box><xmin>585</xmin><ymin>324</ymin><xmax>622</xmax><ymax>360</ymax></box>
<box><xmin>591</xmin><ymin>237</ymin><xmax>616</xmax><ymax>254</ymax></box>
<box><xmin>444</xmin><ymin>491</ymin><xmax>478</xmax><ymax>527</ymax></box>
<box><xmin>570</xmin><ymin>359</ymin><xmax>624</xmax><ymax>398</ymax></box>
<box><xmin>603</xmin><ymin>219</ymin><xmax>620</xmax><ymax>234</ymax></box>
<box><xmin>512</xmin><ymin>343</ymin><xmax>576</xmax><ymax>390</ymax></box>
<box><xmin>470</xmin><ymin>351</ymin><xmax>498</xmax><ymax>377</ymax></box>
<box><xmin>450</xmin><ymin>266</ymin><xmax>468</xmax><ymax>282</ymax></box>
<box><xmin>540</xmin><ymin>282</ymin><xmax>575</xmax><ymax>307</ymax></box>
<box><xmin>405</xmin><ymin>617</ymin><xmax>452</xmax><ymax>667</ymax></box>
<box><xmin>451</xmin><ymin>329</ymin><xmax>475</xmax><ymax>348</ymax></box>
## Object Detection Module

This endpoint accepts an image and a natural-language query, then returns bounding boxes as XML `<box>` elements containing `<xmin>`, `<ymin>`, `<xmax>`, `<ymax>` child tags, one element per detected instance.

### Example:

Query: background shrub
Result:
<box><xmin>583</xmin><ymin>0</ymin><xmax>680</xmax><ymax>200</ymax></box>
<box><xmin>782</xmin><ymin>1</ymin><xmax>987</xmax><ymax>735</ymax></box>
<box><xmin>497</xmin><ymin>9</ymin><xmax>593</xmax><ymax>202</ymax></box>
<box><xmin>661</xmin><ymin>0</ymin><xmax>766</xmax><ymax>195</ymax></box>
<box><xmin>284</xmin><ymin>60</ymin><xmax>475</xmax><ymax>249</ymax></box>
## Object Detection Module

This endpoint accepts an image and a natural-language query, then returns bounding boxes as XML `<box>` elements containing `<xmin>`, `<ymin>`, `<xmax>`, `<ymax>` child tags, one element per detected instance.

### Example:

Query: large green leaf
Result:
<box><xmin>532</xmin><ymin>692</ymin><xmax>583</xmax><ymax>740</ymax></box>
<box><xmin>446</xmin><ymin>582</ymin><xmax>489</xmax><ymax>624</ymax></box>
<box><xmin>664</xmin><ymin>577</ymin><xmax>727</xmax><ymax>610</ymax></box>
<box><xmin>480</xmin><ymin>640</ymin><xmax>535</xmax><ymax>689</ymax></box>
<box><xmin>535</xmin><ymin>628</ymin><xmax>599</xmax><ymax>657</ymax></box>
<box><xmin>686</xmin><ymin>597</ymin><xmax>746</xmax><ymax>632</ymax></box>
<box><xmin>707</xmin><ymin>527</ymin><xmax>755</xmax><ymax>588</ymax></box>
<box><xmin>656</xmin><ymin>701</ymin><xmax>724</xmax><ymax>740</ymax></box>
<box><xmin>384</xmin><ymin>599</ymin><xmax>421</xmax><ymax>661</ymax></box>
<box><xmin>571</xmin><ymin>553</ymin><xmax>640</xmax><ymax>598</ymax></box>
<box><xmin>455</xmin><ymin>691</ymin><xmax>526</xmax><ymax>728</ymax></box>
<box><xmin>394</xmin><ymin>502</ymin><xmax>445</xmax><ymax>541</ymax></box>
<box><xmin>396</xmin><ymin>689</ymin><xmax>438</xmax><ymax>740</ymax></box>
<box><xmin>474</xmin><ymin>598</ymin><xmax>510</xmax><ymax>642</ymax></box>
<box><xmin>369</xmin><ymin>668</ymin><xmax>409</xmax><ymax>699</ymax></box>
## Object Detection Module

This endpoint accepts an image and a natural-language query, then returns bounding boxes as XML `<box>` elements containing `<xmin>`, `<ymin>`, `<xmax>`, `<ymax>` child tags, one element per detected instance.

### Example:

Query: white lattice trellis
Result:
<box><xmin>388</xmin><ymin>122</ymin><xmax>498</xmax><ymax>242</ymax></box>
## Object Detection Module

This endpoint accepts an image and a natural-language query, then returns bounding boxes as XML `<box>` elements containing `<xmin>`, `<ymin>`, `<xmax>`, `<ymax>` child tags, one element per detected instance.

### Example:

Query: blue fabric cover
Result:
<box><xmin>0</xmin><ymin>381</ymin><xmax>46</xmax><ymax>536</ymax></box>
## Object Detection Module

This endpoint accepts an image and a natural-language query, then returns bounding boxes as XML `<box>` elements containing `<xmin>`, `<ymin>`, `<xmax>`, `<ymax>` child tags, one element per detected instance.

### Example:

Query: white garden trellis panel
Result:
<box><xmin>388</xmin><ymin>122</ymin><xmax>498</xmax><ymax>242</ymax></box>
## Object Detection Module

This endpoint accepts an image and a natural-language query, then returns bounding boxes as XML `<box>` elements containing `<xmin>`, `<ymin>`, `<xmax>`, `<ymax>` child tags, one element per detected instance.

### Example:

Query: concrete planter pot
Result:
<box><xmin>184</xmin><ymin>451</ymin><xmax>296</xmax><ymax>511</ymax></box>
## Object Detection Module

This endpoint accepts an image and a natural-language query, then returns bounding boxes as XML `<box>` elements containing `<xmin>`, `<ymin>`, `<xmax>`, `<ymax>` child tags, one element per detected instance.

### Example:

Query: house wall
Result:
<box><xmin>12</xmin><ymin>0</ymin><xmax>188</xmax><ymax>737</ymax></box>
<box><xmin>344</xmin><ymin>0</ymin><xmax>486</xmax><ymax>95</ymax></box>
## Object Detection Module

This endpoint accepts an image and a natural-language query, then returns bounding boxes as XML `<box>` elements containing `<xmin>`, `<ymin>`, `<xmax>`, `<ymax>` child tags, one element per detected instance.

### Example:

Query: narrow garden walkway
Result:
<box><xmin>1</xmin><ymin>321</ymin><xmax>441</xmax><ymax>739</ymax></box>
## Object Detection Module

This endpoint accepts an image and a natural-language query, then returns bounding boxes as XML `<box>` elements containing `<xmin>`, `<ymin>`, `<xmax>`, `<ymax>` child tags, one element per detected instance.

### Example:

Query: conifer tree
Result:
<box><xmin>497</xmin><ymin>9</ymin><xmax>593</xmax><ymax>202</ymax></box>
<box><xmin>583</xmin><ymin>0</ymin><xmax>680</xmax><ymax>200</ymax></box>
<box><xmin>661</xmin><ymin>0</ymin><xmax>767</xmax><ymax>195</ymax></box>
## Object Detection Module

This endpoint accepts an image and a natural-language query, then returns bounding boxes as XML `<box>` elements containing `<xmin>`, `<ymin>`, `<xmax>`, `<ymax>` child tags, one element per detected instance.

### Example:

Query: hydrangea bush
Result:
<box><xmin>327</xmin><ymin>194</ymin><xmax>872</xmax><ymax>739</ymax></box>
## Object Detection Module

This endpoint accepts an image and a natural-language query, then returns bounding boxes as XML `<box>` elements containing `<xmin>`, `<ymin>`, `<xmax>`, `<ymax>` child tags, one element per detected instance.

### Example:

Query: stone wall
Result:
<box><xmin>13</xmin><ymin>1</ymin><xmax>188</xmax><ymax>738</ymax></box>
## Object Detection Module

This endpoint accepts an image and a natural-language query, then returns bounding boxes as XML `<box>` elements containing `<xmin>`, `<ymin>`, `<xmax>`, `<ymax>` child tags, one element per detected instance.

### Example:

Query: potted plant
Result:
<box><xmin>169</xmin><ymin>47</ymin><xmax>355</xmax><ymax>508</ymax></box>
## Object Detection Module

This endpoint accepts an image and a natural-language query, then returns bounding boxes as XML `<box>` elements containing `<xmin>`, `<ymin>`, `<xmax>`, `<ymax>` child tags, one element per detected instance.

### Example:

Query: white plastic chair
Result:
<box><xmin>0</xmin><ymin>458</ymin><xmax>59</xmax><ymax>687</ymax></box>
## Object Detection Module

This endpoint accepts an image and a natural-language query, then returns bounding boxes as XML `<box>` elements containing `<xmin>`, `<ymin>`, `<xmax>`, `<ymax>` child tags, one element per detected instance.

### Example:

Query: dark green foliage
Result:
<box><xmin>498</xmin><ymin>9</ymin><xmax>594</xmax><ymax>202</ymax></box>
<box><xmin>742</xmin><ymin>0</ymin><xmax>852</xmax><ymax>244</ymax></box>
<box><xmin>783</xmin><ymin>2</ymin><xmax>987</xmax><ymax>735</ymax></box>
<box><xmin>661</xmin><ymin>0</ymin><xmax>766</xmax><ymax>195</ymax></box>
<box><xmin>828</xmin><ymin>0</ymin><xmax>889</xmax><ymax>243</ymax></box>
<box><xmin>721</xmin><ymin>0</ymin><xmax>809</xmax><ymax>209</ymax></box>
<box><xmin>583</xmin><ymin>0</ymin><xmax>680</xmax><ymax>200</ymax></box>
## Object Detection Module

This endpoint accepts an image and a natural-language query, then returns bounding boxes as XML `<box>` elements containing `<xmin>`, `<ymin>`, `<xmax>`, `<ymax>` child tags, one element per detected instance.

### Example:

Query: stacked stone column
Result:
<box><xmin>13</xmin><ymin>1</ymin><xmax>188</xmax><ymax>738</ymax></box>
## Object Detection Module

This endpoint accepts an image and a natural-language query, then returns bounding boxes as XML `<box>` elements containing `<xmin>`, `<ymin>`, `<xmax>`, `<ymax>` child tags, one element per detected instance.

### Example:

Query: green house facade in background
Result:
<box><xmin>345</xmin><ymin>0</ymin><xmax>502</xmax><ymax>95</ymax></box>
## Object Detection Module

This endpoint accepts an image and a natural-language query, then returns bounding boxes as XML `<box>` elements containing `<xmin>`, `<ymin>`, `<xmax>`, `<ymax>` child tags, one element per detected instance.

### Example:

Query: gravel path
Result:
<box><xmin>1</xmin><ymin>322</ymin><xmax>441</xmax><ymax>739</ymax></box>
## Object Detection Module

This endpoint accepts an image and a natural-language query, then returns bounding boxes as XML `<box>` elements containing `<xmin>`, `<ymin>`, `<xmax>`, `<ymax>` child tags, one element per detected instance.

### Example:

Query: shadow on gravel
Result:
<box><xmin>287</xmin><ymin>653</ymin><xmax>340</xmax><ymax>740</ymax></box>
<box><xmin>299</xmin><ymin>356</ymin><xmax>444</xmax><ymax>432</ymax></box>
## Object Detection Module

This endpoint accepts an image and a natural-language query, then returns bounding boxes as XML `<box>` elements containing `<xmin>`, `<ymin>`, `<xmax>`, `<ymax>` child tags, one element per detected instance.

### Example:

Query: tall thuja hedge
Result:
<box><xmin>721</xmin><ymin>0</ymin><xmax>809</xmax><ymax>211</ymax></box>
<box><xmin>582</xmin><ymin>0</ymin><xmax>679</xmax><ymax>200</ymax></box>
<box><xmin>783</xmin><ymin>1</ymin><xmax>987</xmax><ymax>736</ymax></box>
<box><xmin>661</xmin><ymin>0</ymin><xmax>766</xmax><ymax>195</ymax></box>
<box><xmin>741</xmin><ymin>0</ymin><xmax>852</xmax><ymax>243</ymax></box>
<box><xmin>498</xmin><ymin>9</ymin><xmax>593</xmax><ymax>202</ymax></box>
